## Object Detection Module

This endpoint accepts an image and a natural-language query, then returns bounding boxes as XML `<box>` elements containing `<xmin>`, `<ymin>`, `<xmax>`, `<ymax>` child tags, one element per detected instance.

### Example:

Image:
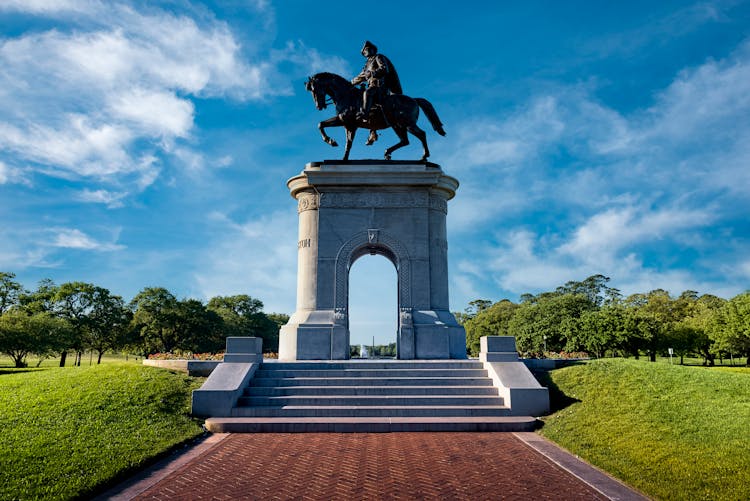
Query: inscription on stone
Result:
<box><xmin>298</xmin><ymin>238</ymin><xmax>312</xmax><ymax>249</ymax></box>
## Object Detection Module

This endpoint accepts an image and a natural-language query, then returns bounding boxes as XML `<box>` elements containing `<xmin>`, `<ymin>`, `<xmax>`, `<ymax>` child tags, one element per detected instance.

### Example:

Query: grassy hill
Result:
<box><xmin>0</xmin><ymin>362</ymin><xmax>204</xmax><ymax>500</ymax></box>
<box><xmin>539</xmin><ymin>359</ymin><xmax>750</xmax><ymax>500</ymax></box>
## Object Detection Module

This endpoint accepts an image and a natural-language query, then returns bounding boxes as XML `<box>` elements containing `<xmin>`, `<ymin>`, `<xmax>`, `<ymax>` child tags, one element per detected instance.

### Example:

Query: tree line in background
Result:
<box><xmin>457</xmin><ymin>274</ymin><xmax>750</xmax><ymax>365</ymax></box>
<box><xmin>4</xmin><ymin>270</ymin><xmax>748</xmax><ymax>368</ymax></box>
<box><xmin>0</xmin><ymin>272</ymin><xmax>288</xmax><ymax>368</ymax></box>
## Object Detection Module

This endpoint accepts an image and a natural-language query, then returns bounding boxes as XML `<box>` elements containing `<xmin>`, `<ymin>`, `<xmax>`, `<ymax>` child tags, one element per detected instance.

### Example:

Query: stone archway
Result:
<box><xmin>335</xmin><ymin>231</ymin><xmax>413</xmax><ymax>359</ymax></box>
<box><xmin>278</xmin><ymin>160</ymin><xmax>466</xmax><ymax>360</ymax></box>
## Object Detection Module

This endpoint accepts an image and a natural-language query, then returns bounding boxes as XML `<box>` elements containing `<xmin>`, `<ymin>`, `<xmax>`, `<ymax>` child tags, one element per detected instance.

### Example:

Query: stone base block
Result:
<box><xmin>479</xmin><ymin>336</ymin><xmax>550</xmax><ymax>416</ymax></box>
<box><xmin>413</xmin><ymin>309</ymin><xmax>467</xmax><ymax>359</ymax></box>
<box><xmin>279</xmin><ymin>317</ymin><xmax>349</xmax><ymax>360</ymax></box>
<box><xmin>279</xmin><ymin>308</ymin><xmax>467</xmax><ymax>360</ymax></box>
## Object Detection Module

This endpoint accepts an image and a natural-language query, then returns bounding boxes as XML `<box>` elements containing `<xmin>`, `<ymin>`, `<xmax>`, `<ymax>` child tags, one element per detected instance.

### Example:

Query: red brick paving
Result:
<box><xmin>133</xmin><ymin>433</ymin><xmax>608</xmax><ymax>500</ymax></box>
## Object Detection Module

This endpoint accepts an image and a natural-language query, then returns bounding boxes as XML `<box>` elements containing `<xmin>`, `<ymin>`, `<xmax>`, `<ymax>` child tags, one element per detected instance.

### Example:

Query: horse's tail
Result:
<box><xmin>415</xmin><ymin>98</ymin><xmax>446</xmax><ymax>136</ymax></box>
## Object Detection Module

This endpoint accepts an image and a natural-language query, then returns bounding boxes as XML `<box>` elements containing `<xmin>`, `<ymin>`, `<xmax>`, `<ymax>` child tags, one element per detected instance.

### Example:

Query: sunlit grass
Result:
<box><xmin>540</xmin><ymin>358</ymin><xmax>750</xmax><ymax>500</ymax></box>
<box><xmin>0</xmin><ymin>352</ymin><xmax>145</xmax><ymax>369</ymax></box>
<box><xmin>0</xmin><ymin>363</ymin><xmax>204</xmax><ymax>500</ymax></box>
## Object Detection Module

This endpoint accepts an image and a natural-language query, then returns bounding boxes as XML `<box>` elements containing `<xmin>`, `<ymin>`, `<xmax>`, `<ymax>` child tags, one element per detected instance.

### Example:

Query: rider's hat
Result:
<box><xmin>361</xmin><ymin>40</ymin><xmax>377</xmax><ymax>55</ymax></box>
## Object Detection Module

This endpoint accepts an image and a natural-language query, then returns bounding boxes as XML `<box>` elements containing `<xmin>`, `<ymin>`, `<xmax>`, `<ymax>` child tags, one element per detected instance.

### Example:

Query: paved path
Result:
<box><xmin>105</xmin><ymin>433</ymin><xmax>647</xmax><ymax>500</ymax></box>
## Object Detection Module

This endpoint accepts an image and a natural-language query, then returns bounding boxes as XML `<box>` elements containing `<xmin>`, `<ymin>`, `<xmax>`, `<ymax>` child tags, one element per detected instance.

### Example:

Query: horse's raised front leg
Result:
<box><xmin>319</xmin><ymin>116</ymin><xmax>342</xmax><ymax>147</ymax></box>
<box><xmin>407</xmin><ymin>124</ymin><xmax>430</xmax><ymax>161</ymax></box>
<box><xmin>384</xmin><ymin>126</ymin><xmax>409</xmax><ymax>161</ymax></box>
<box><xmin>343</xmin><ymin>127</ymin><xmax>357</xmax><ymax>161</ymax></box>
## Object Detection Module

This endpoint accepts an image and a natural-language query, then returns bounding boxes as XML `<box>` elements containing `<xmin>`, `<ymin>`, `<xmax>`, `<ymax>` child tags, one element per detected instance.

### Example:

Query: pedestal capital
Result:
<box><xmin>287</xmin><ymin>160</ymin><xmax>459</xmax><ymax>200</ymax></box>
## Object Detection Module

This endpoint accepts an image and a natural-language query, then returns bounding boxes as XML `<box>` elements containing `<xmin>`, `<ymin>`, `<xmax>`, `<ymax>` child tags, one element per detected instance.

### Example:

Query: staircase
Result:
<box><xmin>204</xmin><ymin>360</ymin><xmax>538</xmax><ymax>432</ymax></box>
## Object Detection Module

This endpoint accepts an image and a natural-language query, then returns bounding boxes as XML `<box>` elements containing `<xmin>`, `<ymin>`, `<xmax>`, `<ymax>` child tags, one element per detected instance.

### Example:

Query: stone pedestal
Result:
<box><xmin>278</xmin><ymin>160</ymin><xmax>466</xmax><ymax>360</ymax></box>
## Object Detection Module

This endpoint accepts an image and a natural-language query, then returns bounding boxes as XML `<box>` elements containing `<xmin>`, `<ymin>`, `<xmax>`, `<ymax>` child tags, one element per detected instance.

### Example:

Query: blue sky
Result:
<box><xmin>1</xmin><ymin>1</ymin><xmax>749</xmax><ymax>345</ymax></box>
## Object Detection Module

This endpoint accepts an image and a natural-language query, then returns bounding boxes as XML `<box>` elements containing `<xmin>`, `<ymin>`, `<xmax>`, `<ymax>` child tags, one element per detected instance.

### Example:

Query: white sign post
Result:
<box><xmin>668</xmin><ymin>347</ymin><xmax>674</xmax><ymax>365</ymax></box>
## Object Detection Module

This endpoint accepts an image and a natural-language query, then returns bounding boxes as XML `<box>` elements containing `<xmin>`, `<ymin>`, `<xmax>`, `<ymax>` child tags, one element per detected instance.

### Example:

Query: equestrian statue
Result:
<box><xmin>305</xmin><ymin>41</ymin><xmax>446</xmax><ymax>161</ymax></box>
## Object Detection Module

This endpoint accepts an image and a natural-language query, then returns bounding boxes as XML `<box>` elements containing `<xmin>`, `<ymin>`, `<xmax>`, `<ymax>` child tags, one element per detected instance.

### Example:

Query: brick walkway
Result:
<box><xmin>129</xmin><ymin>433</ymin><xmax>618</xmax><ymax>500</ymax></box>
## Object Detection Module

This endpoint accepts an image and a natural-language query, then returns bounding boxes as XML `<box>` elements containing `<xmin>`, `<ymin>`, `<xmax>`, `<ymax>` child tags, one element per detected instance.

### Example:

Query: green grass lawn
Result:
<box><xmin>0</xmin><ymin>352</ymin><xmax>146</xmax><ymax>369</ymax></box>
<box><xmin>0</xmin><ymin>362</ymin><xmax>205</xmax><ymax>500</ymax></box>
<box><xmin>539</xmin><ymin>358</ymin><xmax>750</xmax><ymax>500</ymax></box>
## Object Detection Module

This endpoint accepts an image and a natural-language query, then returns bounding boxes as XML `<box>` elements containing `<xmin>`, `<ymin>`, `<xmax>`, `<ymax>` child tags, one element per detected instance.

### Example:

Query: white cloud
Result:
<box><xmin>0</xmin><ymin>161</ymin><xmax>10</xmax><ymax>184</ymax></box>
<box><xmin>470</xmin><ymin>219</ymin><xmax>743</xmax><ymax>300</ymax></box>
<box><xmin>75</xmin><ymin>189</ymin><xmax>127</xmax><ymax>208</ymax></box>
<box><xmin>479</xmin><ymin>230</ymin><xmax>582</xmax><ymax>293</ymax></box>
<box><xmin>560</xmin><ymin>205</ymin><xmax>714</xmax><ymax>267</ymax></box>
<box><xmin>109</xmin><ymin>88</ymin><xmax>194</xmax><ymax>138</ymax></box>
<box><xmin>0</xmin><ymin>3</ymin><xmax>343</xmax><ymax>199</ymax></box>
<box><xmin>0</xmin><ymin>0</ymin><xmax>97</xmax><ymax>14</ymax></box>
<box><xmin>0</xmin><ymin>116</ymin><xmax>134</xmax><ymax>177</ymax></box>
<box><xmin>0</xmin><ymin>225</ymin><xmax>124</xmax><ymax>270</ymax></box>
<box><xmin>51</xmin><ymin>228</ymin><xmax>125</xmax><ymax>251</ymax></box>
<box><xmin>451</xmin><ymin>96</ymin><xmax>565</xmax><ymax>170</ymax></box>
<box><xmin>194</xmin><ymin>210</ymin><xmax>297</xmax><ymax>313</ymax></box>
<box><xmin>270</xmin><ymin>40</ymin><xmax>349</xmax><ymax>90</ymax></box>
<box><xmin>646</xmin><ymin>47</ymin><xmax>750</xmax><ymax>142</ymax></box>
<box><xmin>447</xmin><ymin>37</ymin><xmax>750</xmax><ymax>301</ymax></box>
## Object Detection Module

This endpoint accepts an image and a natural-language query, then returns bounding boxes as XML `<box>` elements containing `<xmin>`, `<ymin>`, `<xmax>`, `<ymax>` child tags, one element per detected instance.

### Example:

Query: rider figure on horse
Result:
<box><xmin>351</xmin><ymin>41</ymin><xmax>402</xmax><ymax>145</ymax></box>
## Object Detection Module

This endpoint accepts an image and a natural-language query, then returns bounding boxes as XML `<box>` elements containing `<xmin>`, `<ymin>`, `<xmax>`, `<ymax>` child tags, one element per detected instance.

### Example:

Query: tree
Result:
<box><xmin>267</xmin><ymin>312</ymin><xmax>290</xmax><ymax>329</ymax></box>
<box><xmin>53</xmin><ymin>282</ymin><xmax>119</xmax><ymax>366</ymax></box>
<box><xmin>508</xmin><ymin>293</ymin><xmax>594</xmax><ymax>356</ymax></box>
<box><xmin>130</xmin><ymin>287</ymin><xmax>180</xmax><ymax>354</ymax></box>
<box><xmin>464</xmin><ymin>299</ymin><xmax>518</xmax><ymax>356</ymax></box>
<box><xmin>0</xmin><ymin>272</ymin><xmax>24</xmax><ymax>315</ymax></box>
<box><xmin>19</xmin><ymin>278</ymin><xmax>59</xmax><ymax>314</ymax></box>
<box><xmin>207</xmin><ymin>295</ymin><xmax>280</xmax><ymax>353</ymax></box>
<box><xmin>623</xmin><ymin>290</ymin><xmax>678</xmax><ymax>362</ymax></box>
<box><xmin>712</xmin><ymin>292</ymin><xmax>750</xmax><ymax>365</ymax></box>
<box><xmin>85</xmin><ymin>290</ymin><xmax>131</xmax><ymax>364</ymax></box>
<box><xmin>673</xmin><ymin>294</ymin><xmax>725</xmax><ymax>365</ymax></box>
<box><xmin>577</xmin><ymin>304</ymin><xmax>630</xmax><ymax>358</ymax></box>
<box><xmin>556</xmin><ymin>274</ymin><xmax>621</xmax><ymax>307</ymax></box>
<box><xmin>0</xmin><ymin>311</ymin><xmax>72</xmax><ymax>368</ymax></box>
<box><xmin>172</xmin><ymin>299</ymin><xmax>224</xmax><ymax>353</ymax></box>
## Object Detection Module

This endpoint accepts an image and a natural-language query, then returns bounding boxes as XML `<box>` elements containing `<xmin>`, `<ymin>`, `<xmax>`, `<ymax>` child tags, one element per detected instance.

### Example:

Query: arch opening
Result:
<box><xmin>348</xmin><ymin>251</ymin><xmax>398</xmax><ymax>358</ymax></box>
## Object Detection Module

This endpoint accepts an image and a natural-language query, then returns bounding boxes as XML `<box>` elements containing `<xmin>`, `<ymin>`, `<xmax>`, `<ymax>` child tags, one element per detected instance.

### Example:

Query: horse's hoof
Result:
<box><xmin>384</xmin><ymin>153</ymin><xmax>392</xmax><ymax>161</ymax></box>
<box><xmin>330</xmin><ymin>140</ymin><xmax>338</xmax><ymax>147</ymax></box>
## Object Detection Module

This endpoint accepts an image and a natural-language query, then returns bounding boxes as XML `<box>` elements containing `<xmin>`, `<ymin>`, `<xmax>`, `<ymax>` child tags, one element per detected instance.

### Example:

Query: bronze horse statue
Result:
<box><xmin>305</xmin><ymin>72</ymin><xmax>446</xmax><ymax>161</ymax></box>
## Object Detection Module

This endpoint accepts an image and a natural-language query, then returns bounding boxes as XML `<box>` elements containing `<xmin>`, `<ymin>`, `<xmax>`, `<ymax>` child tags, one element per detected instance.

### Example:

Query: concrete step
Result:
<box><xmin>239</xmin><ymin>395</ymin><xmax>504</xmax><ymax>407</ymax></box>
<box><xmin>250</xmin><ymin>377</ymin><xmax>494</xmax><ymax>387</ymax></box>
<box><xmin>245</xmin><ymin>385</ymin><xmax>499</xmax><ymax>396</ymax></box>
<box><xmin>262</xmin><ymin>361</ymin><xmax>484</xmax><ymax>370</ymax></box>
<box><xmin>254</xmin><ymin>368</ymin><xmax>488</xmax><ymax>378</ymax></box>
<box><xmin>231</xmin><ymin>405</ymin><xmax>511</xmax><ymax>418</ymax></box>
<box><xmin>204</xmin><ymin>416</ymin><xmax>539</xmax><ymax>433</ymax></box>
<box><xmin>218</xmin><ymin>359</ymin><xmax>521</xmax><ymax>432</ymax></box>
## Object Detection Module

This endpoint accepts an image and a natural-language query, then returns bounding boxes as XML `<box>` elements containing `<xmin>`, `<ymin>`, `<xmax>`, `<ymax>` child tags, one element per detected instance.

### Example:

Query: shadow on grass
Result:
<box><xmin>532</xmin><ymin>370</ymin><xmax>581</xmax><ymax>414</ymax></box>
<box><xmin>0</xmin><ymin>368</ymin><xmax>49</xmax><ymax>375</ymax></box>
<box><xmin>0</xmin><ymin>367</ymin><xmax>39</xmax><ymax>376</ymax></box>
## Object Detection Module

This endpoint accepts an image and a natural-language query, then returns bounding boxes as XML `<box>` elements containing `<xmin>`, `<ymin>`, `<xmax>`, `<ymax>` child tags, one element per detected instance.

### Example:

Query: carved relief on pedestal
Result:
<box><xmin>320</xmin><ymin>191</ymin><xmax>428</xmax><ymax>209</ymax></box>
<box><xmin>334</xmin><ymin>307</ymin><xmax>347</xmax><ymax>325</ymax></box>
<box><xmin>399</xmin><ymin>307</ymin><xmax>413</xmax><ymax>327</ymax></box>
<box><xmin>297</xmin><ymin>192</ymin><xmax>320</xmax><ymax>213</ymax></box>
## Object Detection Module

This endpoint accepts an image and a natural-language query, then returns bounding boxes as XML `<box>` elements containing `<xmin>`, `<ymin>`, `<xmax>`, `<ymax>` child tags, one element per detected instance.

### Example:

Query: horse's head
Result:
<box><xmin>305</xmin><ymin>75</ymin><xmax>327</xmax><ymax>110</ymax></box>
